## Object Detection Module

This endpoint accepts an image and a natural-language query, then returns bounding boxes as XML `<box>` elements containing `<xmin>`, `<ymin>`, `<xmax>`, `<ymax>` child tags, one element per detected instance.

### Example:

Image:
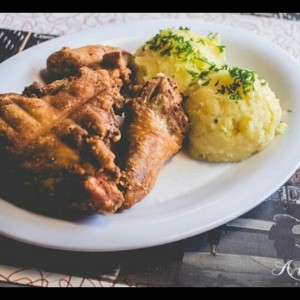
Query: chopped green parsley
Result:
<box><xmin>215</xmin><ymin>67</ymin><xmax>255</xmax><ymax>101</ymax></box>
<box><xmin>145</xmin><ymin>29</ymin><xmax>194</xmax><ymax>60</ymax></box>
<box><xmin>217</xmin><ymin>45</ymin><xmax>226</xmax><ymax>53</ymax></box>
<box><xmin>179</xmin><ymin>26</ymin><xmax>190</xmax><ymax>31</ymax></box>
<box><xmin>144</xmin><ymin>27</ymin><xmax>222</xmax><ymax>65</ymax></box>
<box><xmin>207</xmin><ymin>32</ymin><xmax>218</xmax><ymax>41</ymax></box>
<box><xmin>187</xmin><ymin>65</ymin><xmax>256</xmax><ymax>102</ymax></box>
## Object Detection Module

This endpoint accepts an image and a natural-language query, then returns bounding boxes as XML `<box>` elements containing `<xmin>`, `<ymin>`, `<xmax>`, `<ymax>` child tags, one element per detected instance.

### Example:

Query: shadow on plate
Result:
<box><xmin>0</xmin><ymin>172</ymin><xmax>93</xmax><ymax>221</ymax></box>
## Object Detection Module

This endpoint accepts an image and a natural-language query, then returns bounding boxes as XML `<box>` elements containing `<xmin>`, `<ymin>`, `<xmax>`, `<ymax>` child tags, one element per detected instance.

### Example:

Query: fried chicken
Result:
<box><xmin>119</xmin><ymin>76</ymin><xmax>189</xmax><ymax>209</ymax></box>
<box><xmin>0</xmin><ymin>67</ymin><xmax>124</xmax><ymax>214</ymax></box>
<box><xmin>47</xmin><ymin>45</ymin><xmax>132</xmax><ymax>93</ymax></box>
<box><xmin>0</xmin><ymin>43</ymin><xmax>190</xmax><ymax>215</ymax></box>
<box><xmin>47</xmin><ymin>45</ymin><xmax>116</xmax><ymax>75</ymax></box>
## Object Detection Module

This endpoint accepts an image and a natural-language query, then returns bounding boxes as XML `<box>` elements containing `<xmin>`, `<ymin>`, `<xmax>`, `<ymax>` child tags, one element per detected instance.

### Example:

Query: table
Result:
<box><xmin>0</xmin><ymin>13</ymin><xmax>300</xmax><ymax>287</ymax></box>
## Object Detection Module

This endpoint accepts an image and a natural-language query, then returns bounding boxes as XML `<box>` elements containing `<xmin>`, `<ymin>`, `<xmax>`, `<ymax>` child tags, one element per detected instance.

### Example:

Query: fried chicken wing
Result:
<box><xmin>47</xmin><ymin>45</ymin><xmax>131</xmax><ymax>86</ymax></box>
<box><xmin>0</xmin><ymin>67</ymin><xmax>124</xmax><ymax>214</ymax></box>
<box><xmin>47</xmin><ymin>45</ymin><xmax>117</xmax><ymax>76</ymax></box>
<box><xmin>119</xmin><ymin>76</ymin><xmax>189</xmax><ymax>209</ymax></box>
<box><xmin>46</xmin><ymin>45</ymin><xmax>132</xmax><ymax>110</ymax></box>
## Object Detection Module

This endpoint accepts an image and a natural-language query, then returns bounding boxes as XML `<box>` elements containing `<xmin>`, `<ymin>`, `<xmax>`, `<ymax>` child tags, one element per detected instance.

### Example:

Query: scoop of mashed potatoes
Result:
<box><xmin>134</xmin><ymin>27</ymin><xmax>286</xmax><ymax>163</ymax></box>
<box><xmin>186</xmin><ymin>68</ymin><xmax>285</xmax><ymax>162</ymax></box>
<box><xmin>134</xmin><ymin>27</ymin><xmax>226</xmax><ymax>94</ymax></box>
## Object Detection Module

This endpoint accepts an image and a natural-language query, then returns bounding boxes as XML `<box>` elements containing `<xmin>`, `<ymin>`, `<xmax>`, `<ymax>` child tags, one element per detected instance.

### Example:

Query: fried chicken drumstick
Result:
<box><xmin>119</xmin><ymin>76</ymin><xmax>189</xmax><ymax>209</ymax></box>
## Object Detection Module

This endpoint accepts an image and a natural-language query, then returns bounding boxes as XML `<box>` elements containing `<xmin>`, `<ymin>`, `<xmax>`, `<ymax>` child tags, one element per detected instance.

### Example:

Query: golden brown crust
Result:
<box><xmin>47</xmin><ymin>45</ymin><xmax>132</xmax><ymax>86</ymax></box>
<box><xmin>46</xmin><ymin>45</ymin><xmax>133</xmax><ymax>110</ymax></box>
<box><xmin>47</xmin><ymin>45</ymin><xmax>118</xmax><ymax>76</ymax></box>
<box><xmin>0</xmin><ymin>67</ymin><xmax>124</xmax><ymax>214</ymax></box>
<box><xmin>119</xmin><ymin>76</ymin><xmax>189</xmax><ymax>209</ymax></box>
<box><xmin>0</xmin><ymin>67</ymin><xmax>114</xmax><ymax>155</ymax></box>
<box><xmin>0</xmin><ymin>45</ymin><xmax>189</xmax><ymax>215</ymax></box>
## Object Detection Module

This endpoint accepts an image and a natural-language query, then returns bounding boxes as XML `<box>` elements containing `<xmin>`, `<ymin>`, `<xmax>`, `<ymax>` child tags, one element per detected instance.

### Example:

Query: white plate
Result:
<box><xmin>1</xmin><ymin>19</ymin><xmax>300</xmax><ymax>252</ymax></box>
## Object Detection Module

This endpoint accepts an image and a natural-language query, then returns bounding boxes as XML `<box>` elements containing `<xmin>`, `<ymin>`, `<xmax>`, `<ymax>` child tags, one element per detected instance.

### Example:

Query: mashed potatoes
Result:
<box><xmin>186</xmin><ymin>68</ymin><xmax>284</xmax><ymax>162</ymax></box>
<box><xmin>134</xmin><ymin>27</ymin><xmax>226</xmax><ymax>94</ymax></box>
<box><xmin>134</xmin><ymin>27</ymin><xmax>286</xmax><ymax>162</ymax></box>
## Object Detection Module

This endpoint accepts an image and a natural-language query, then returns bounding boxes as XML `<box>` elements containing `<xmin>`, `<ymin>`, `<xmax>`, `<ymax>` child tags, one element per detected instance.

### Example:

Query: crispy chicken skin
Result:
<box><xmin>46</xmin><ymin>45</ymin><xmax>132</xmax><ymax>109</ymax></box>
<box><xmin>0</xmin><ymin>46</ymin><xmax>190</xmax><ymax>215</ymax></box>
<box><xmin>119</xmin><ymin>76</ymin><xmax>189</xmax><ymax>209</ymax></box>
<box><xmin>47</xmin><ymin>45</ymin><xmax>132</xmax><ymax>86</ymax></box>
<box><xmin>47</xmin><ymin>45</ymin><xmax>118</xmax><ymax>76</ymax></box>
<box><xmin>0</xmin><ymin>67</ymin><xmax>124</xmax><ymax>214</ymax></box>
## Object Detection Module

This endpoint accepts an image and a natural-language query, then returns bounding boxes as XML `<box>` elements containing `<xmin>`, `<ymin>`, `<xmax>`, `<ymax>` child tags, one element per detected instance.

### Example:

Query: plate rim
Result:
<box><xmin>0</xmin><ymin>19</ymin><xmax>300</xmax><ymax>251</ymax></box>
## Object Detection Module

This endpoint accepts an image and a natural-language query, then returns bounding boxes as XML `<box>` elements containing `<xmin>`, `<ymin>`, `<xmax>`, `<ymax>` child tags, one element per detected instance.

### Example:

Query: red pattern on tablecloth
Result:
<box><xmin>0</xmin><ymin>264</ymin><xmax>131</xmax><ymax>287</ymax></box>
<box><xmin>0</xmin><ymin>13</ymin><xmax>299</xmax><ymax>62</ymax></box>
